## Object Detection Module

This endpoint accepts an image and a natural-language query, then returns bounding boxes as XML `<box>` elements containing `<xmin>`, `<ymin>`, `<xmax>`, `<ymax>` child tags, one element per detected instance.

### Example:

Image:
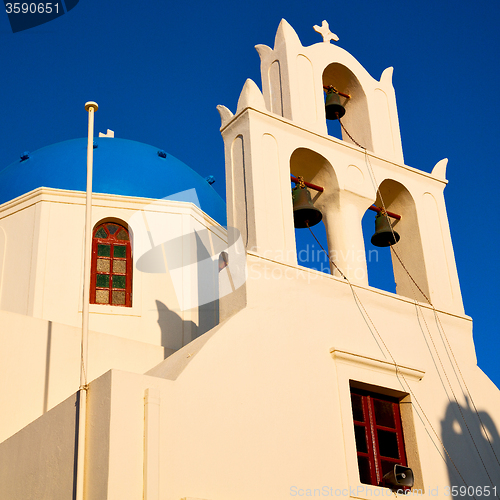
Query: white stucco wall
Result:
<box><xmin>0</xmin><ymin>309</ymin><xmax>164</xmax><ymax>443</ymax></box>
<box><xmin>3</xmin><ymin>254</ymin><xmax>496</xmax><ymax>500</ymax></box>
<box><xmin>0</xmin><ymin>188</ymin><xmax>226</xmax><ymax>351</ymax></box>
<box><xmin>0</xmin><ymin>393</ymin><xmax>78</xmax><ymax>500</ymax></box>
<box><xmin>109</xmin><ymin>257</ymin><xmax>499</xmax><ymax>500</ymax></box>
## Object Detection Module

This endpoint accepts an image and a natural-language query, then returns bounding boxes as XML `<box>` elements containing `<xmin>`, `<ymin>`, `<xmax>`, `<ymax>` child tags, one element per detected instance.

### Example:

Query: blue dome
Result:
<box><xmin>0</xmin><ymin>138</ymin><xmax>226</xmax><ymax>225</ymax></box>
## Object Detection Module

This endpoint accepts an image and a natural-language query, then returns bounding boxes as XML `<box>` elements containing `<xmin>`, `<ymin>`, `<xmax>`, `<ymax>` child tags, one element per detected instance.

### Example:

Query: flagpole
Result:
<box><xmin>76</xmin><ymin>100</ymin><xmax>98</xmax><ymax>500</ymax></box>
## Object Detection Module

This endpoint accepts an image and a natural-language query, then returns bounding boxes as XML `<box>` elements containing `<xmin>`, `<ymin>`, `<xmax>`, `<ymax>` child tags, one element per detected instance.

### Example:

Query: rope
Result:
<box><xmin>433</xmin><ymin>309</ymin><xmax>500</xmax><ymax>469</ymax></box>
<box><xmin>391</xmin><ymin>246</ymin><xmax>431</xmax><ymax>305</ymax></box>
<box><xmin>306</xmin><ymin>221</ymin><xmax>475</xmax><ymax>496</ymax></box>
<box><xmin>337</xmin><ymin>113</ymin><xmax>364</xmax><ymax>148</ymax></box>
<box><xmin>306</xmin><ymin>222</ymin><xmax>346</xmax><ymax>279</ymax></box>
<box><xmin>367</xmin><ymin>135</ymin><xmax>499</xmax><ymax>480</ymax></box>
<box><xmin>323</xmin><ymin>116</ymin><xmax>500</xmax><ymax>493</ymax></box>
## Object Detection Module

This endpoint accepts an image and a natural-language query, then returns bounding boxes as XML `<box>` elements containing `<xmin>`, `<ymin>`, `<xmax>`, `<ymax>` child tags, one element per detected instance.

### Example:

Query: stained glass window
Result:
<box><xmin>90</xmin><ymin>222</ymin><xmax>132</xmax><ymax>307</ymax></box>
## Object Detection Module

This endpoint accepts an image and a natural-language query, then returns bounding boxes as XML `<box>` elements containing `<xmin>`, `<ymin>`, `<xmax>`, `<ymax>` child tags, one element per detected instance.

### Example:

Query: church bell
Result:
<box><xmin>292</xmin><ymin>185</ymin><xmax>323</xmax><ymax>228</ymax></box>
<box><xmin>371</xmin><ymin>212</ymin><xmax>400</xmax><ymax>247</ymax></box>
<box><xmin>325</xmin><ymin>90</ymin><xmax>346</xmax><ymax>120</ymax></box>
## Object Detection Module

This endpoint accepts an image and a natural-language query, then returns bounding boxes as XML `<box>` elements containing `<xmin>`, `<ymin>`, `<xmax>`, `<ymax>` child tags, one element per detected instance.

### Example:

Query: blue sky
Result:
<box><xmin>0</xmin><ymin>1</ymin><xmax>498</xmax><ymax>386</ymax></box>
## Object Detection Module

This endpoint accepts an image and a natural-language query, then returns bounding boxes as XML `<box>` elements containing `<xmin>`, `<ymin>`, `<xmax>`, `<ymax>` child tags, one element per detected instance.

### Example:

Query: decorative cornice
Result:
<box><xmin>330</xmin><ymin>348</ymin><xmax>425</xmax><ymax>381</ymax></box>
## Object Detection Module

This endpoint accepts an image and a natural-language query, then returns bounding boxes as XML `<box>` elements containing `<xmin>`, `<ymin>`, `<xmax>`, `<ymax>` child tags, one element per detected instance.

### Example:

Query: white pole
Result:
<box><xmin>76</xmin><ymin>100</ymin><xmax>98</xmax><ymax>500</ymax></box>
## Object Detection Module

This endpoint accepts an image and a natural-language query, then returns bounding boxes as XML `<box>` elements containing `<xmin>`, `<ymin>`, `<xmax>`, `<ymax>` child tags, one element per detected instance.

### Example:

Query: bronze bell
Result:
<box><xmin>325</xmin><ymin>91</ymin><xmax>346</xmax><ymax>120</ymax></box>
<box><xmin>292</xmin><ymin>185</ymin><xmax>322</xmax><ymax>228</ymax></box>
<box><xmin>371</xmin><ymin>212</ymin><xmax>400</xmax><ymax>247</ymax></box>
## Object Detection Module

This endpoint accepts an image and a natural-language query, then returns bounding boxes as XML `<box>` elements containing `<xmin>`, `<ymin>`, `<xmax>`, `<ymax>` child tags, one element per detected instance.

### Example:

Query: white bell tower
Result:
<box><xmin>218</xmin><ymin>19</ymin><xmax>463</xmax><ymax>315</ymax></box>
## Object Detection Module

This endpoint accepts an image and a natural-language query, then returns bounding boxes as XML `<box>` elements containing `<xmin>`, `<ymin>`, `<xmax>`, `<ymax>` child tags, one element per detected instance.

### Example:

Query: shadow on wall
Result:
<box><xmin>197</xmin><ymin>298</ymin><xmax>219</xmax><ymax>338</ymax></box>
<box><xmin>155</xmin><ymin>299</ymin><xmax>218</xmax><ymax>356</ymax></box>
<box><xmin>156</xmin><ymin>300</ymin><xmax>194</xmax><ymax>356</ymax></box>
<box><xmin>441</xmin><ymin>398</ymin><xmax>500</xmax><ymax>498</ymax></box>
<box><xmin>141</xmin><ymin>227</ymin><xmax>223</xmax><ymax>355</ymax></box>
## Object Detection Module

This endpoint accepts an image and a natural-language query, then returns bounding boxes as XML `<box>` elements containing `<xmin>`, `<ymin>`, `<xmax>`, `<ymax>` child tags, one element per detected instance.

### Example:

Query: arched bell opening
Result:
<box><xmin>361</xmin><ymin>210</ymin><xmax>397</xmax><ymax>294</ymax></box>
<box><xmin>365</xmin><ymin>180</ymin><xmax>430</xmax><ymax>302</ymax></box>
<box><xmin>322</xmin><ymin>63</ymin><xmax>373</xmax><ymax>151</ymax></box>
<box><xmin>289</xmin><ymin>148</ymin><xmax>339</xmax><ymax>275</ymax></box>
<box><xmin>292</xmin><ymin>198</ymin><xmax>330</xmax><ymax>274</ymax></box>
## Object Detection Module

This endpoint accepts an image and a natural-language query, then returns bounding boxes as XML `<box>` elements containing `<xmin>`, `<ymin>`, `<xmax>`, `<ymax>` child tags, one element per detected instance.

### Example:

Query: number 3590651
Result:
<box><xmin>5</xmin><ymin>3</ymin><xmax>59</xmax><ymax>14</ymax></box>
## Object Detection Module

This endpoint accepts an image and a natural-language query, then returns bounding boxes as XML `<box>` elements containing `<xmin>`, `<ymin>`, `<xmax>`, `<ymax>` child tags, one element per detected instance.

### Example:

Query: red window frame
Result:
<box><xmin>351</xmin><ymin>387</ymin><xmax>407</xmax><ymax>487</ymax></box>
<box><xmin>90</xmin><ymin>222</ymin><xmax>132</xmax><ymax>307</ymax></box>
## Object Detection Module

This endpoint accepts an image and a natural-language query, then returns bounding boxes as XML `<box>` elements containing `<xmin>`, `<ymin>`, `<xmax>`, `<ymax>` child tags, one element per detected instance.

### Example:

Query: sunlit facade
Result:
<box><xmin>0</xmin><ymin>20</ymin><xmax>498</xmax><ymax>500</ymax></box>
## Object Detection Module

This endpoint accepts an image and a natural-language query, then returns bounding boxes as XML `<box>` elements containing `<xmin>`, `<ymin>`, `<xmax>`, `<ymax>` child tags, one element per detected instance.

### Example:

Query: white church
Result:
<box><xmin>0</xmin><ymin>19</ymin><xmax>499</xmax><ymax>500</ymax></box>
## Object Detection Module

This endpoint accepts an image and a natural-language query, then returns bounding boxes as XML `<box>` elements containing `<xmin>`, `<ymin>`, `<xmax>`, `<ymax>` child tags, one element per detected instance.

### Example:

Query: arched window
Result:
<box><xmin>90</xmin><ymin>222</ymin><xmax>132</xmax><ymax>307</ymax></box>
